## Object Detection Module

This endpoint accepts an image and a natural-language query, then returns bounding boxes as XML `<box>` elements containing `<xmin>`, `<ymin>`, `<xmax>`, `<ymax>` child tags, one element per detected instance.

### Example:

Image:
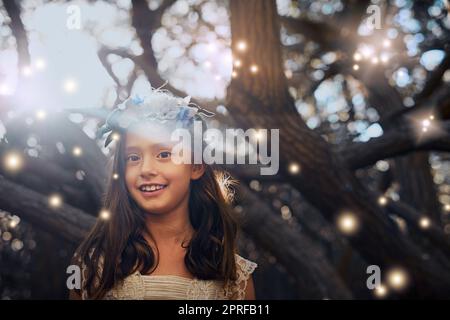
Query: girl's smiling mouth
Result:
<box><xmin>138</xmin><ymin>184</ymin><xmax>168</xmax><ymax>197</ymax></box>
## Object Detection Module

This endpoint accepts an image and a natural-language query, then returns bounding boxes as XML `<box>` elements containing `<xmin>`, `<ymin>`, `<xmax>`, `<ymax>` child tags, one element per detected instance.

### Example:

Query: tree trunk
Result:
<box><xmin>394</xmin><ymin>153</ymin><xmax>441</xmax><ymax>223</ymax></box>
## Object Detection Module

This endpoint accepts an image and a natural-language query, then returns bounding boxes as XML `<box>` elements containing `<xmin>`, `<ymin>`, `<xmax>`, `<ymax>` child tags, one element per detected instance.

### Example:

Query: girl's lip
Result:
<box><xmin>139</xmin><ymin>185</ymin><xmax>167</xmax><ymax>198</ymax></box>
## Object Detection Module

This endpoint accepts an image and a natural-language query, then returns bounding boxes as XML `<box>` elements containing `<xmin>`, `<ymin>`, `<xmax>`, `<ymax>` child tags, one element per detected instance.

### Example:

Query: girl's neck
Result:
<box><xmin>144</xmin><ymin>204</ymin><xmax>194</xmax><ymax>247</ymax></box>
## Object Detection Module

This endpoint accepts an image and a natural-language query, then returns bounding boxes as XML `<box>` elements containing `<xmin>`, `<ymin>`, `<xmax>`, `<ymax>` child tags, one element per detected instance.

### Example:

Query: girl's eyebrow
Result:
<box><xmin>125</xmin><ymin>146</ymin><xmax>140</xmax><ymax>152</ymax></box>
<box><xmin>125</xmin><ymin>143</ymin><xmax>172</xmax><ymax>152</ymax></box>
<box><xmin>152</xmin><ymin>142</ymin><xmax>173</xmax><ymax>149</ymax></box>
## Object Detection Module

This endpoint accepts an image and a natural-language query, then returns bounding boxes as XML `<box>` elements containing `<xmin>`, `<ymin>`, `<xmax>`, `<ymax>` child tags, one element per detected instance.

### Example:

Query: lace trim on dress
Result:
<box><xmin>76</xmin><ymin>252</ymin><xmax>257</xmax><ymax>300</ymax></box>
<box><xmin>225</xmin><ymin>254</ymin><xmax>258</xmax><ymax>300</ymax></box>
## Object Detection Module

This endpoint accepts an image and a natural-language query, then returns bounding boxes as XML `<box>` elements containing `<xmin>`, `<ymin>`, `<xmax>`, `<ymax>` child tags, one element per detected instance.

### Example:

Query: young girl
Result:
<box><xmin>70</xmin><ymin>89</ymin><xmax>257</xmax><ymax>300</ymax></box>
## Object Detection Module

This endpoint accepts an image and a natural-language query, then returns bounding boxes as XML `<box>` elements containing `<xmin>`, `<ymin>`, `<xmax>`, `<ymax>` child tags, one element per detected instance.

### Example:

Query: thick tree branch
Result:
<box><xmin>387</xmin><ymin>201</ymin><xmax>450</xmax><ymax>248</ymax></box>
<box><xmin>103</xmin><ymin>1</ymin><xmax>230</xmax><ymax>123</ymax></box>
<box><xmin>238</xmin><ymin>186</ymin><xmax>352</xmax><ymax>299</ymax></box>
<box><xmin>340</xmin><ymin>122</ymin><xmax>450</xmax><ymax>169</ymax></box>
<box><xmin>380</xmin><ymin>52</ymin><xmax>450</xmax><ymax>126</ymax></box>
<box><xmin>97</xmin><ymin>48</ymin><xmax>138</xmax><ymax>105</ymax></box>
<box><xmin>4</xmin><ymin>113</ymin><xmax>108</xmax><ymax>210</ymax></box>
<box><xmin>0</xmin><ymin>175</ymin><xmax>95</xmax><ymax>244</ymax></box>
<box><xmin>0</xmin><ymin>145</ymin><xmax>97</xmax><ymax>214</ymax></box>
<box><xmin>280</xmin><ymin>16</ymin><xmax>345</xmax><ymax>51</ymax></box>
<box><xmin>3</xmin><ymin>0</ymin><xmax>30</xmax><ymax>67</ymax></box>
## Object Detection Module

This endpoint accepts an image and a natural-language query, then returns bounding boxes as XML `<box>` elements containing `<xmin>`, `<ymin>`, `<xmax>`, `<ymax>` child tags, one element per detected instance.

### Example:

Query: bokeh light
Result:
<box><xmin>337</xmin><ymin>212</ymin><xmax>359</xmax><ymax>235</ymax></box>
<box><xmin>3</xmin><ymin>152</ymin><xmax>24</xmax><ymax>173</ymax></box>
<box><xmin>386</xmin><ymin>267</ymin><xmax>409</xmax><ymax>291</ymax></box>
<box><xmin>48</xmin><ymin>194</ymin><xmax>63</xmax><ymax>208</ymax></box>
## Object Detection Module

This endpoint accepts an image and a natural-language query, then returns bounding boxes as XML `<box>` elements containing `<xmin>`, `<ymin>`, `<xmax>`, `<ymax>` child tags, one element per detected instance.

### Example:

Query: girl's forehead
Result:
<box><xmin>125</xmin><ymin>122</ymin><xmax>177</xmax><ymax>148</ymax></box>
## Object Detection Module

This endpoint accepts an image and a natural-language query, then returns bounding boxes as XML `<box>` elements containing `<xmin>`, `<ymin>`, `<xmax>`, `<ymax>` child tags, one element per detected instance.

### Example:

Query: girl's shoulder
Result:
<box><xmin>234</xmin><ymin>253</ymin><xmax>258</xmax><ymax>277</ymax></box>
<box><xmin>225</xmin><ymin>254</ymin><xmax>258</xmax><ymax>299</ymax></box>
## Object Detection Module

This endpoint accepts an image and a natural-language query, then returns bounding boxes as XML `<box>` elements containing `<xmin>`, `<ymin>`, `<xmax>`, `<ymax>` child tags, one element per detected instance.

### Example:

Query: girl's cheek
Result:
<box><xmin>124</xmin><ymin>168</ymin><xmax>138</xmax><ymax>185</ymax></box>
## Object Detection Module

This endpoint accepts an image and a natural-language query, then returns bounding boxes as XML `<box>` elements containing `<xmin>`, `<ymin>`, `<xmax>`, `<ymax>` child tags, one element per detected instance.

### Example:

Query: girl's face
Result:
<box><xmin>124</xmin><ymin>122</ymin><xmax>204</xmax><ymax>214</ymax></box>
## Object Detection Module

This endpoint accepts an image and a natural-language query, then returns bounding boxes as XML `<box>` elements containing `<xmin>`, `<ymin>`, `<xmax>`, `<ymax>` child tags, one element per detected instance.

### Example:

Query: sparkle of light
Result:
<box><xmin>353</xmin><ymin>64</ymin><xmax>359</xmax><ymax>71</ymax></box>
<box><xmin>254</xmin><ymin>130</ymin><xmax>264</xmax><ymax>141</ymax></box>
<box><xmin>337</xmin><ymin>212</ymin><xmax>359</xmax><ymax>235</ymax></box>
<box><xmin>204</xmin><ymin>61</ymin><xmax>212</xmax><ymax>69</ymax></box>
<box><xmin>63</xmin><ymin>78</ymin><xmax>78</xmax><ymax>93</ymax></box>
<box><xmin>288</xmin><ymin>162</ymin><xmax>301</xmax><ymax>175</ymax></box>
<box><xmin>100</xmin><ymin>209</ymin><xmax>110</xmax><ymax>220</ymax></box>
<box><xmin>374</xmin><ymin>284</ymin><xmax>388</xmax><ymax>298</ymax></box>
<box><xmin>236</xmin><ymin>41</ymin><xmax>247</xmax><ymax>51</ymax></box>
<box><xmin>72</xmin><ymin>146</ymin><xmax>83</xmax><ymax>157</ymax></box>
<box><xmin>0</xmin><ymin>83</ymin><xmax>11</xmax><ymax>95</ymax></box>
<box><xmin>387</xmin><ymin>268</ymin><xmax>409</xmax><ymax>291</ymax></box>
<box><xmin>49</xmin><ymin>194</ymin><xmax>63</xmax><ymax>208</ymax></box>
<box><xmin>3</xmin><ymin>152</ymin><xmax>23</xmax><ymax>172</ymax></box>
<box><xmin>35</xmin><ymin>58</ymin><xmax>46</xmax><ymax>70</ymax></box>
<box><xmin>250</xmin><ymin>64</ymin><xmax>259</xmax><ymax>73</ymax></box>
<box><xmin>361</xmin><ymin>45</ymin><xmax>374</xmax><ymax>58</ymax></box>
<box><xmin>36</xmin><ymin>109</ymin><xmax>47</xmax><ymax>120</ymax></box>
<box><xmin>419</xmin><ymin>216</ymin><xmax>431</xmax><ymax>229</ymax></box>
<box><xmin>9</xmin><ymin>220</ymin><xmax>19</xmax><ymax>229</ymax></box>
<box><xmin>378</xmin><ymin>196</ymin><xmax>388</xmax><ymax>206</ymax></box>
<box><xmin>22</xmin><ymin>66</ymin><xmax>33</xmax><ymax>77</ymax></box>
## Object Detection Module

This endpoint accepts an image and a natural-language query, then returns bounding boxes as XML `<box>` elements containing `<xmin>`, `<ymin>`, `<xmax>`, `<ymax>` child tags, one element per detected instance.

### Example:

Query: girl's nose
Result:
<box><xmin>140</xmin><ymin>158</ymin><xmax>159</xmax><ymax>177</ymax></box>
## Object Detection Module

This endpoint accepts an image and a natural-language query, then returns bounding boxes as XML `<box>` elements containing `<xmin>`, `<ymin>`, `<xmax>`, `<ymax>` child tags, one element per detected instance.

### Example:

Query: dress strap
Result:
<box><xmin>226</xmin><ymin>254</ymin><xmax>258</xmax><ymax>299</ymax></box>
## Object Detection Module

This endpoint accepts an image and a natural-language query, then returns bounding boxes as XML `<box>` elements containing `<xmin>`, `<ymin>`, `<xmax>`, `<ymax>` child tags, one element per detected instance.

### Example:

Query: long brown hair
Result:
<box><xmin>73</xmin><ymin>120</ymin><xmax>238</xmax><ymax>299</ymax></box>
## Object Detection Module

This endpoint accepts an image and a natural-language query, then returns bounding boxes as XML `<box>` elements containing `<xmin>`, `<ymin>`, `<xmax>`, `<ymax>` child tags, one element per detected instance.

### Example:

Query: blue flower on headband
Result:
<box><xmin>177</xmin><ymin>106</ymin><xmax>192</xmax><ymax>121</ymax></box>
<box><xmin>175</xmin><ymin>106</ymin><xmax>197</xmax><ymax>128</ymax></box>
<box><xmin>131</xmin><ymin>95</ymin><xmax>144</xmax><ymax>105</ymax></box>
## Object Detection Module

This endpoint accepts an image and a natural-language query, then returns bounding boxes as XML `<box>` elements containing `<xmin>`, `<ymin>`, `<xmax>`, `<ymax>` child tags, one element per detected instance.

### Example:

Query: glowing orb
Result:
<box><xmin>250</xmin><ymin>65</ymin><xmax>259</xmax><ymax>73</ymax></box>
<box><xmin>49</xmin><ymin>194</ymin><xmax>63</xmax><ymax>208</ymax></box>
<box><xmin>337</xmin><ymin>212</ymin><xmax>359</xmax><ymax>235</ymax></box>
<box><xmin>374</xmin><ymin>284</ymin><xmax>388</xmax><ymax>298</ymax></box>
<box><xmin>72</xmin><ymin>146</ymin><xmax>83</xmax><ymax>157</ymax></box>
<box><xmin>3</xmin><ymin>152</ymin><xmax>23</xmax><ymax>172</ymax></box>
<box><xmin>236</xmin><ymin>41</ymin><xmax>247</xmax><ymax>51</ymax></box>
<box><xmin>378</xmin><ymin>196</ymin><xmax>388</xmax><ymax>206</ymax></box>
<box><xmin>419</xmin><ymin>216</ymin><xmax>431</xmax><ymax>229</ymax></box>
<box><xmin>387</xmin><ymin>267</ymin><xmax>409</xmax><ymax>291</ymax></box>
<box><xmin>288</xmin><ymin>162</ymin><xmax>301</xmax><ymax>175</ymax></box>
<box><xmin>99</xmin><ymin>209</ymin><xmax>110</xmax><ymax>220</ymax></box>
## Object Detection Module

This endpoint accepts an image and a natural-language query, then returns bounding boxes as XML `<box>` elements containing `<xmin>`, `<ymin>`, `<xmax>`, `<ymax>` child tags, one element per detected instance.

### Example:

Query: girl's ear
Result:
<box><xmin>191</xmin><ymin>164</ymin><xmax>205</xmax><ymax>180</ymax></box>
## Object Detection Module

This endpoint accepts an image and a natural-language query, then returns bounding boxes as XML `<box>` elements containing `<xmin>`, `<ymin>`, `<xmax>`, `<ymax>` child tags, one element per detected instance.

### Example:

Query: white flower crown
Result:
<box><xmin>67</xmin><ymin>86</ymin><xmax>215</xmax><ymax>147</ymax></box>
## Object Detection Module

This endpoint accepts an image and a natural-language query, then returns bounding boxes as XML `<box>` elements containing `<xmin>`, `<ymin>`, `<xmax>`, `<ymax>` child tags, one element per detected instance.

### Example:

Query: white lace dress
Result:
<box><xmin>80</xmin><ymin>254</ymin><xmax>257</xmax><ymax>300</ymax></box>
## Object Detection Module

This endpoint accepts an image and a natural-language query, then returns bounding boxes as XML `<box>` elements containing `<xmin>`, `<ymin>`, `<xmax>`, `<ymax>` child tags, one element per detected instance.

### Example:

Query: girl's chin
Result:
<box><xmin>138</xmin><ymin>201</ymin><xmax>171</xmax><ymax>214</ymax></box>
<box><xmin>142</xmin><ymin>207</ymin><xmax>171</xmax><ymax>215</ymax></box>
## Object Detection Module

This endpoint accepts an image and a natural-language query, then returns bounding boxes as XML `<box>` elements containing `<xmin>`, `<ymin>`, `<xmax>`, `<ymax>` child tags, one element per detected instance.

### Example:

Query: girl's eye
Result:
<box><xmin>157</xmin><ymin>151</ymin><xmax>172</xmax><ymax>159</ymax></box>
<box><xmin>126</xmin><ymin>154</ymin><xmax>140</xmax><ymax>162</ymax></box>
